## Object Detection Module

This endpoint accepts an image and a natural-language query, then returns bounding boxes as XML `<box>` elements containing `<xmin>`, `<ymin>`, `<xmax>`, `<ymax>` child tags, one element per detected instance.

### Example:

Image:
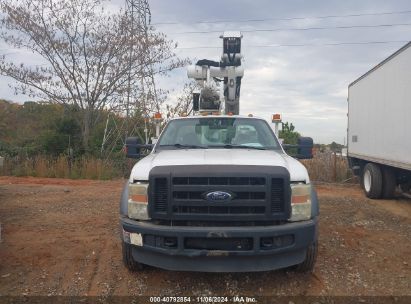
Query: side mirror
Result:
<box><xmin>282</xmin><ymin>137</ymin><xmax>314</xmax><ymax>159</ymax></box>
<box><xmin>125</xmin><ymin>137</ymin><xmax>141</xmax><ymax>159</ymax></box>
<box><xmin>125</xmin><ymin>137</ymin><xmax>154</xmax><ymax>159</ymax></box>
<box><xmin>296</xmin><ymin>137</ymin><xmax>313</xmax><ymax>159</ymax></box>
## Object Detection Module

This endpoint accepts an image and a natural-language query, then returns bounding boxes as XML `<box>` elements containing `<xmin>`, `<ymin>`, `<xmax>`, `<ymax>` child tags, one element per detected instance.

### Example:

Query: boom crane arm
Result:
<box><xmin>187</xmin><ymin>32</ymin><xmax>244</xmax><ymax>115</ymax></box>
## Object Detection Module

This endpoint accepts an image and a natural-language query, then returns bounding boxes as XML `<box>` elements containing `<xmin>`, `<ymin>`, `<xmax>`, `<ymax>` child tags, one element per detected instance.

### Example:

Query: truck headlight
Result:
<box><xmin>289</xmin><ymin>183</ymin><xmax>312</xmax><ymax>222</ymax></box>
<box><xmin>128</xmin><ymin>182</ymin><xmax>150</xmax><ymax>220</ymax></box>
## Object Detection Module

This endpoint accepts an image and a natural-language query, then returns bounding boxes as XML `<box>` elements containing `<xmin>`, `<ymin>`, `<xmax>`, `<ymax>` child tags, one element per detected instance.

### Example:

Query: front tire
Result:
<box><xmin>296</xmin><ymin>242</ymin><xmax>318</xmax><ymax>273</ymax></box>
<box><xmin>122</xmin><ymin>242</ymin><xmax>144</xmax><ymax>271</ymax></box>
<box><xmin>362</xmin><ymin>163</ymin><xmax>383</xmax><ymax>199</ymax></box>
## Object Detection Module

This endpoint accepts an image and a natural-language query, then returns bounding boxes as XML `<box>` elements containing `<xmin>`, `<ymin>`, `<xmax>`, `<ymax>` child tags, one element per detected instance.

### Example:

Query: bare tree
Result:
<box><xmin>0</xmin><ymin>0</ymin><xmax>187</xmax><ymax>151</ymax></box>
<box><xmin>165</xmin><ymin>81</ymin><xmax>200</xmax><ymax>119</ymax></box>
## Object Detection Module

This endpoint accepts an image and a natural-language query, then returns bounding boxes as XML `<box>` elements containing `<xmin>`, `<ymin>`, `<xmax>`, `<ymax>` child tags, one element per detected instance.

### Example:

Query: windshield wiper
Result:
<box><xmin>208</xmin><ymin>144</ymin><xmax>267</xmax><ymax>150</ymax></box>
<box><xmin>160</xmin><ymin>143</ymin><xmax>206</xmax><ymax>149</ymax></box>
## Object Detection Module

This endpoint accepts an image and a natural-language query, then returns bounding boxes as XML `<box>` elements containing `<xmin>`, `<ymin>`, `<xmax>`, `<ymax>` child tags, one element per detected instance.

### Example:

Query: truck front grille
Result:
<box><xmin>172</xmin><ymin>205</ymin><xmax>266</xmax><ymax>215</ymax></box>
<box><xmin>149</xmin><ymin>165</ymin><xmax>291</xmax><ymax>222</ymax></box>
<box><xmin>153</xmin><ymin>178</ymin><xmax>168</xmax><ymax>212</ymax></box>
<box><xmin>271</xmin><ymin>178</ymin><xmax>284</xmax><ymax>213</ymax></box>
<box><xmin>172</xmin><ymin>191</ymin><xmax>265</xmax><ymax>200</ymax></box>
<box><xmin>173</xmin><ymin>176</ymin><xmax>265</xmax><ymax>186</ymax></box>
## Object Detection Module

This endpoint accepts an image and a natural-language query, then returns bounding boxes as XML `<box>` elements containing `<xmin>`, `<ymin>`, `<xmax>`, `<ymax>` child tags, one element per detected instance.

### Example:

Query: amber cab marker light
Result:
<box><xmin>272</xmin><ymin>113</ymin><xmax>281</xmax><ymax>122</ymax></box>
<box><xmin>291</xmin><ymin>195</ymin><xmax>309</xmax><ymax>204</ymax></box>
<box><xmin>130</xmin><ymin>194</ymin><xmax>148</xmax><ymax>203</ymax></box>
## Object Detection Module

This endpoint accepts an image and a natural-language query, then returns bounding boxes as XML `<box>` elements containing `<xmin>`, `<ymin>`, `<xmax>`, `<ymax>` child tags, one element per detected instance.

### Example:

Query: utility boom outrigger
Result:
<box><xmin>187</xmin><ymin>32</ymin><xmax>244</xmax><ymax>115</ymax></box>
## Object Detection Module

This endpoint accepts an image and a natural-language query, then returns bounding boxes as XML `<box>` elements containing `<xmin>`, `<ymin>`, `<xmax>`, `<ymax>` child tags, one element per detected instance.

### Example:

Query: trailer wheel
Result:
<box><xmin>382</xmin><ymin>167</ymin><xmax>396</xmax><ymax>199</ymax></box>
<box><xmin>362</xmin><ymin>163</ymin><xmax>383</xmax><ymax>199</ymax></box>
<box><xmin>359</xmin><ymin>166</ymin><xmax>364</xmax><ymax>188</ymax></box>
<box><xmin>296</xmin><ymin>241</ymin><xmax>318</xmax><ymax>273</ymax></box>
<box><xmin>122</xmin><ymin>242</ymin><xmax>144</xmax><ymax>271</ymax></box>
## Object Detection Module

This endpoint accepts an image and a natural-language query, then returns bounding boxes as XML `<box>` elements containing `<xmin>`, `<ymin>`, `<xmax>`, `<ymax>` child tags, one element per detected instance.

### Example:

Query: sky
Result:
<box><xmin>1</xmin><ymin>0</ymin><xmax>411</xmax><ymax>144</ymax></box>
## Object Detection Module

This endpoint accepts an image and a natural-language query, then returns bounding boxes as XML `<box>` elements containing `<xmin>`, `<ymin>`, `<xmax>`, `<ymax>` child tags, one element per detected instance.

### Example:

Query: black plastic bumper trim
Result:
<box><xmin>121</xmin><ymin>217</ymin><xmax>317</xmax><ymax>272</ymax></box>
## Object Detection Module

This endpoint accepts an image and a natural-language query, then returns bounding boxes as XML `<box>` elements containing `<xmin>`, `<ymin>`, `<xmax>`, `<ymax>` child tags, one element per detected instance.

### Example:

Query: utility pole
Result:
<box><xmin>125</xmin><ymin>0</ymin><xmax>157</xmax><ymax>144</ymax></box>
<box><xmin>100</xmin><ymin>0</ymin><xmax>157</xmax><ymax>157</ymax></box>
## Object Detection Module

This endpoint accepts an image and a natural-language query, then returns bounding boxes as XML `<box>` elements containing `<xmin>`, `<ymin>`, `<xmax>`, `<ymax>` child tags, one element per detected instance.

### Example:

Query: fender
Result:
<box><xmin>311</xmin><ymin>185</ymin><xmax>319</xmax><ymax>218</ymax></box>
<box><xmin>119</xmin><ymin>182</ymin><xmax>129</xmax><ymax>216</ymax></box>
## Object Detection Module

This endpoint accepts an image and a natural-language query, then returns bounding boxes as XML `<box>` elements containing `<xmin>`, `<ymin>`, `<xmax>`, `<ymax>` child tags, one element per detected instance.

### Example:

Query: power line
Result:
<box><xmin>176</xmin><ymin>40</ymin><xmax>409</xmax><ymax>50</ymax></box>
<box><xmin>152</xmin><ymin>9</ymin><xmax>411</xmax><ymax>26</ymax></box>
<box><xmin>170</xmin><ymin>22</ymin><xmax>411</xmax><ymax>35</ymax></box>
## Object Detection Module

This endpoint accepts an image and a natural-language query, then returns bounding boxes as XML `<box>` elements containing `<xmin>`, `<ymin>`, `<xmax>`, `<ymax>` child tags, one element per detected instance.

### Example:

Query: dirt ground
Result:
<box><xmin>0</xmin><ymin>176</ymin><xmax>410</xmax><ymax>297</ymax></box>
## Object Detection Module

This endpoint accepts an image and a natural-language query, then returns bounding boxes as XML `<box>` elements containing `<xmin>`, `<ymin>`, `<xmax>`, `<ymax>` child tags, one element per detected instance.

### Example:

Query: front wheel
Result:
<box><xmin>296</xmin><ymin>242</ymin><xmax>318</xmax><ymax>273</ymax></box>
<box><xmin>122</xmin><ymin>242</ymin><xmax>145</xmax><ymax>271</ymax></box>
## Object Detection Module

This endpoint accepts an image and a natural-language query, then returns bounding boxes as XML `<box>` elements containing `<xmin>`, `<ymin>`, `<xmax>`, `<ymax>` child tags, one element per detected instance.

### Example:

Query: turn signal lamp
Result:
<box><xmin>289</xmin><ymin>183</ymin><xmax>311</xmax><ymax>222</ymax></box>
<box><xmin>128</xmin><ymin>182</ymin><xmax>149</xmax><ymax>220</ymax></box>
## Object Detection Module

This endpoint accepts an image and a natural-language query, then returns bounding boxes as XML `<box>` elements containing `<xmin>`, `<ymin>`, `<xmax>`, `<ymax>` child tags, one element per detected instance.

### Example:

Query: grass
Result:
<box><xmin>0</xmin><ymin>155</ymin><xmax>127</xmax><ymax>180</ymax></box>
<box><xmin>301</xmin><ymin>152</ymin><xmax>355</xmax><ymax>183</ymax></box>
<box><xmin>0</xmin><ymin>152</ymin><xmax>356</xmax><ymax>183</ymax></box>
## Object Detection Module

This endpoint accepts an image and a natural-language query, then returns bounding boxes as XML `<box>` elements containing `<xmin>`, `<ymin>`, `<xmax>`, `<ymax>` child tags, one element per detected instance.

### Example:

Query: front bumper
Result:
<box><xmin>121</xmin><ymin>217</ymin><xmax>318</xmax><ymax>272</ymax></box>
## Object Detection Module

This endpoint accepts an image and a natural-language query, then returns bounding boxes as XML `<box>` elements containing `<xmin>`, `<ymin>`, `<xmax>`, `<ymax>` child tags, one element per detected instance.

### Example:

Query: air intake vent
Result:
<box><xmin>271</xmin><ymin>178</ymin><xmax>284</xmax><ymax>213</ymax></box>
<box><xmin>154</xmin><ymin>178</ymin><xmax>168</xmax><ymax>212</ymax></box>
<box><xmin>172</xmin><ymin>177</ymin><xmax>265</xmax><ymax>186</ymax></box>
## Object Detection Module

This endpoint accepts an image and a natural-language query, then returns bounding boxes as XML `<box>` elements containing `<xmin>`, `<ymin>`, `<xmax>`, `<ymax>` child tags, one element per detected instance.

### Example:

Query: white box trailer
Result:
<box><xmin>348</xmin><ymin>41</ymin><xmax>411</xmax><ymax>198</ymax></box>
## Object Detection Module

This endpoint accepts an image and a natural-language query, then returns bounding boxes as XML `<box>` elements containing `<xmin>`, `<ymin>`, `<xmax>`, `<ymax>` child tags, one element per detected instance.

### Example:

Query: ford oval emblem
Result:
<box><xmin>205</xmin><ymin>191</ymin><xmax>232</xmax><ymax>202</ymax></box>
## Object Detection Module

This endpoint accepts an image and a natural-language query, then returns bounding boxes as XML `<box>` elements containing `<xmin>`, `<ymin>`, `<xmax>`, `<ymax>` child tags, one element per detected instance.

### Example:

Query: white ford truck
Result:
<box><xmin>119</xmin><ymin>115</ymin><xmax>318</xmax><ymax>272</ymax></box>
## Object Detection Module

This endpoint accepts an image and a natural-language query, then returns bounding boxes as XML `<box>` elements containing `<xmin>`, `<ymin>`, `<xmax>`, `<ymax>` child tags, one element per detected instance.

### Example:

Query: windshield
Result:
<box><xmin>157</xmin><ymin>117</ymin><xmax>281</xmax><ymax>150</ymax></box>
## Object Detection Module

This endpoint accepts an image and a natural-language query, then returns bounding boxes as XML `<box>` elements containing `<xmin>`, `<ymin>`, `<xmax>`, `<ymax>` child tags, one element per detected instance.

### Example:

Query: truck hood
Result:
<box><xmin>129</xmin><ymin>149</ymin><xmax>310</xmax><ymax>183</ymax></box>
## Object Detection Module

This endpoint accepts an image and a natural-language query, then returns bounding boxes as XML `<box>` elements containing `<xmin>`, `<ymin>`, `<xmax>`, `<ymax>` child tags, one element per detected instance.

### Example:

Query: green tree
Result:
<box><xmin>40</xmin><ymin>116</ymin><xmax>82</xmax><ymax>156</ymax></box>
<box><xmin>279</xmin><ymin>121</ymin><xmax>301</xmax><ymax>156</ymax></box>
<box><xmin>279</xmin><ymin>122</ymin><xmax>300</xmax><ymax>145</ymax></box>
